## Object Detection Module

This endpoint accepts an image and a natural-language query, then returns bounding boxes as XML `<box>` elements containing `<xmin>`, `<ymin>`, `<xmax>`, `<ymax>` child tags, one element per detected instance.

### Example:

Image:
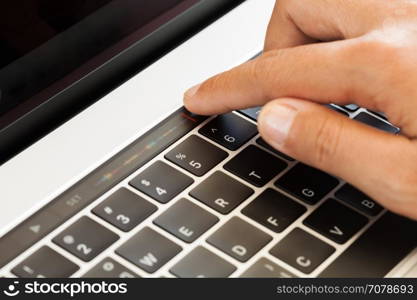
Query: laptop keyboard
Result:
<box><xmin>1</xmin><ymin>104</ymin><xmax>416</xmax><ymax>279</ymax></box>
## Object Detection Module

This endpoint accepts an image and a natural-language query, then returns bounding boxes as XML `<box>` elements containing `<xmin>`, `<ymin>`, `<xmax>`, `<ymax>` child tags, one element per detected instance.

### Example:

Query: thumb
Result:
<box><xmin>258</xmin><ymin>98</ymin><xmax>417</xmax><ymax>218</ymax></box>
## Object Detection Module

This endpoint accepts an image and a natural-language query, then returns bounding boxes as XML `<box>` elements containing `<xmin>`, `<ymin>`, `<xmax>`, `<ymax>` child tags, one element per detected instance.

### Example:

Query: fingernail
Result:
<box><xmin>259</xmin><ymin>103</ymin><xmax>298</xmax><ymax>147</ymax></box>
<box><xmin>184</xmin><ymin>83</ymin><xmax>201</xmax><ymax>100</ymax></box>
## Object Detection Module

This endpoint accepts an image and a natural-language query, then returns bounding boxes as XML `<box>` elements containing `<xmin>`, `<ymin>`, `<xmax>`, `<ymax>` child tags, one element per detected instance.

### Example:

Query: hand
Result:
<box><xmin>184</xmin><ymin>0</ymin><xmax>417</xmax><ymax>219</ymax></box>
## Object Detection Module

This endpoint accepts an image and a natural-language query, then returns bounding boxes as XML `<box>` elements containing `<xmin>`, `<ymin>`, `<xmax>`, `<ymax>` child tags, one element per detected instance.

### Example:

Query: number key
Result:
<box><xmin>165</xmin><ymin>135</ymin><xmax>228</xmax><ymax>176</ymax></box>
<box><xmin>199</xmin><ymin>113</ymin><xmax>258</xmax><ymax>150</ymax></box>
<box><xmin>130</xmin><ymin>161</ymin><xmax>194</xmax><ymax>203</ymax></box>
<box><xmin>93</xmin><ymin>188</ymin><xmax>157</xmax><ymax>231</ymax></box>
<box><xmin>53</xmin><ymin>217</ymin><xmax>119</xmax><ymax>262</ymax></box>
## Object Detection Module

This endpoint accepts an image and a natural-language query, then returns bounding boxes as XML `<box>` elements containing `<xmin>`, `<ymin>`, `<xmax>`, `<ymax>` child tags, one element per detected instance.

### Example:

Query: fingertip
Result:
<box><xmin>183</xmin><ymin>83</ymin><xmax>201</xmax><ymax>113</ymax></box>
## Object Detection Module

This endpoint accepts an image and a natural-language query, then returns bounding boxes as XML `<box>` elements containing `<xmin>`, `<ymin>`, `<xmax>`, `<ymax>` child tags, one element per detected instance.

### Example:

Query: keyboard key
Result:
<box><xmin>238</xmin><ymin>107</ymin><xmax>262</xmax><ymax>121</ymax></box>
<box><xmin>335</xmin><ymin>184</ymin><xmax>383</xmax><ymax>216</ymax></box>
<box><xmin>367</xmin><ymin>110</ymin><xmax>388</xmax><ymax>120</ymax></box>
<box><xmin>320</xmin><ymin>212</ymin><xmax>417</xmax><ymax>277</ymax></box>
<box><xmin>275</xmin><ymin>164</ymin><xmax>339</xmax><ymax>204</ymax></box>
<box><xmin>199</xmin><ymin>113</ymin><xmax>258</xmax><ymax>150</ymax></box>
<box><xmin>116</xmin><ymin>227</ymin><xmax>181</xmax><ymax>273</ymax></box>
<box><xmin>170</xmin><ymin>246</ymin><xmax>236</xmax><ymax>278</ymax></box>
<box><xmin>190</xmin><ymin>171</ymin><xmax>254</xmax><ymax>214</ymax></box>
<box><xmin>82</xmin><ymin>257</ymin><xmax>139</xmax><ymax>278</ymax></box>
<box><xmin>92</xmin><ymin>188</ymin><xmax>157</xmax><ymax>232</ymax></box>
<box><xmin>270</xmin><ymin>228</ymin><xmax>335</xmax><ymax>274</ymax></box>
<box><xmin>165</xmin><ymin>135</ymin><xmax>228</xmax><ymax>176</ymax></box>
<box><xmin>327</xmin><ymin>105</ymin><xmax>349</xmax><ymax>117</ymax></box>
<box><xmin>256</xmin><ymin>138</ymin><xmax>295</xmax><ymax>161</ymax></box>
<box><xmin>53</xmin><ymin>216</ymin><xmax>119</xmax><ymax>262</ymax></box>
<box><xmin>207</xmin><ymin>217</ymin><xmax>272</xmax><ymax>262</ymax></box>
<box><xmin>11</xmin><ymin>246</ymin><xmax>79</xmax><ymax>278</ymax></box>
<box><xmin>303</xmin><ymin>199</ymin><xmax>369</xmax><ymax>244</ymax></box>
<box><xmin>224</xmin><ymin>145</ymin><xmax>287</xmax><ymax>187</ymax></box>
<box><xmin>344</xmin><ymin>104</ymin><xmax>360</xmax><ymax>112</ymax></box>
<box><xmin>240</xmin><ymin>257</ymin><xmax>296</xmax><ymax>278</ymax></box>
<box><xmin>130</xmin><ymin>161</ymin><xmax>193</xmax><ymax>203</ymax></box>
<box><xmin>354</xmin><ymin>112</ymin><xmax>399</xmax><ymax>134</ymax></box>
<box><xmin>153</xmin><ymin>199</ymin><xmax>219</xmax><ymax>243</ymax></box>
<box><xmin>242</xmin><ymin>189</ymin><xmax>306</xmax><ymax>233</ymax></box>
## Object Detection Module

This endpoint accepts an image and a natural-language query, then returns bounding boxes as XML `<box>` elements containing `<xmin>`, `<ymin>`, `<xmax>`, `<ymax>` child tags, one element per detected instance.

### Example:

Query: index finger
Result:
<box><xmin>184</xmin><ymin>41</ymin><xmax>380</xmax><ymax>115</ymax></box>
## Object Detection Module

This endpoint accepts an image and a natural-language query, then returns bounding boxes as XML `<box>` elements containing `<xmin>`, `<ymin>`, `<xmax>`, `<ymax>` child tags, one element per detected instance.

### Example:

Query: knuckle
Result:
<box><xmin>342</xmin><ymin>39</ymin><xmax>412</xmax><ymax>106</ymax></box>
<box><xmin>345</xmin><ymin>39</ymin><xmax>402</xmax><ymax>69</ymax></box>
<box><xmin>312</xmin><ymin>115</ymin><xmax>345</xmax><ymax>166</ymax></box>
<box><xmin>250</xmin><ymin>56</ymin><xmax>277</xmax><ymax>99</ymax></box>
<box><xmin>201</xmin><ymin>72</ymin><xmax>228</xmax><ymax>92</ymax></box>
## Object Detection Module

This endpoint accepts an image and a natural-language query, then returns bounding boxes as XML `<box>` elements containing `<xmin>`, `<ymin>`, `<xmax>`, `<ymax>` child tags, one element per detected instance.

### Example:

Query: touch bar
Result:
<box><xmin>0</xmin><ymin>108</ymin><xmax>206</xmax><ymax>268</ymax></box>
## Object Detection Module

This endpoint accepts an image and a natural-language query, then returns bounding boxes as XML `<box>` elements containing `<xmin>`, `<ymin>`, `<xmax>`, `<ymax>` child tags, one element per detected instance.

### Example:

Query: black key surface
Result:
<box><xmin>242</xmin><ymin>189</ymin><xmax>306</xmax><ymax>233</ymax></box>
<box><xmin>199</xmin><ymin>113</ymin><xmax>258</xmax><ymax>150</ymax></box>
<box><xmin>224</xmin><ymin>145</ymin><xmax>287</xmax><ymax>187</ymax></box>
<box><xmin>335</xmin><ymin>184</ymin><xmax>384</xmax><ymax>216</ymax></box>
<box><xmin>256</xmin><ymin>138</ymin><xmax>295</xmax><ymax>161</ymax></box>
<box><xmin>92</xmin><ymin>188</ymin><xmax>157</xmax><ymax>232</ymax></box>
<box><xmin>240</xmin><ymin>257</ymin><xmax>296</xmax><ymax>278</ymax></box>
<box><xmin>303</xmin><ymin>199</ymin><xmax>369</xmax><ymax>244</ymax></box>
<box><xmin>238</xmin><ymin>107</ymin><xmax>262</xmax><ymax>121</ymax></box>
<box><xmin>367</xmin><ymin>110</ymin><xmax>388</xmax><ymax>120</ymax></box>
<box><xmin>153</xmin><ymin>199</ymin><xmax>219</xmax><ymax>243</ymax></box>
<box><xmin>116</xmin><ymin>227</ymin><xmax>181</xmax><ymax>273</ymax></box>
<box><xmin>82</xmin><ymin>257</ymin><xmax>139</xmax><ymax>278</ymax></box>
<box><xmin>165</xmin><ymin>135</ymin><xmax>228</xmax><ymax>176</ymax></box>
<box><xmin>190</xmin><ymin>171</ymin><xmax>254</xmax><ymax>214</ymax></box>
<box><xmin>207</xmin><ymin>217</ymin><xmax>272</xmax><ymax>262</ymax></box>
<box><xmin>53</xmin><ymin>216</ymin><xmax>119</xmax><ymax>262</ymax></box>
<box><xmin>270</xmin><ymin>228</ymin><xmax>335</xmax><ymax>274</ymax></box>
<box><xmin>170</xmin><ymin>246</ymin><xmax>236</xmax><ymax>278</ymax></box>
<box><xmin>320</xmin><ymin>212</ymin><xmax>417</xmax><ymax>277</ymax></box>
<box><xmin>354</xmin><ymin>112</ymin><xmax>399</xmax><ymax>134</ymax></box>
<box><xmin>275</xmin><ymin>164</ymin><xmax>339</xmax><ymax>204</ymax></box>
<box><xmin>12</xmin><ymin>246</ymin><xmax>79</xmax><ymax>278</ymax></box>
<box><xmin>130</xmin><ymin>161</ymin><xmax>193</xmax><ymax>203</ymax></box>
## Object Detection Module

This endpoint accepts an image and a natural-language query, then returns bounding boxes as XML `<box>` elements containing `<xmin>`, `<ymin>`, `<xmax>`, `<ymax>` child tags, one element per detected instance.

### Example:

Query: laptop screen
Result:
<box><xmin>0</xmin><ymin>0</ymin><xmax>199</xmax><ymax>129</ymax></box>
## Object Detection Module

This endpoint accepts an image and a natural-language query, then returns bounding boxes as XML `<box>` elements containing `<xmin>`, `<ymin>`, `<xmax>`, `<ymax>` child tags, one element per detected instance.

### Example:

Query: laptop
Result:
<box><xmin>0</xmin><ymin>0</ymin><xmax>416</xmax><ymax>278</ymax></box>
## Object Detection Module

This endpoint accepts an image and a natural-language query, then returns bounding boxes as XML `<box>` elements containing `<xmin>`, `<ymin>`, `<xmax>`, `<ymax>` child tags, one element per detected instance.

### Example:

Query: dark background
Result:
<box><xmin>0</xmin><ymin>0</ymin><xmax>244</xmax><ymax>164</ymax></box>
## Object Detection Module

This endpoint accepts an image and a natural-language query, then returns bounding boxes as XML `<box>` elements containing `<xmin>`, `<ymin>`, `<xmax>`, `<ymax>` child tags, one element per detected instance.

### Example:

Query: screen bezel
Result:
<box><xmin>0</xmin><ymin>0</ymin><xmax>244</xmax><ymax>164</ymax></box>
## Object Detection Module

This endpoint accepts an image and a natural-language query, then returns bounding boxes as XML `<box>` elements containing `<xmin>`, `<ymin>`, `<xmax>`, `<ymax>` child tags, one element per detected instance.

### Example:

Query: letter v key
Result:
<box><xmin>329</xmin><ymin>226</ymin><xmax>344</xmax><ymax>236</ymax></box>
